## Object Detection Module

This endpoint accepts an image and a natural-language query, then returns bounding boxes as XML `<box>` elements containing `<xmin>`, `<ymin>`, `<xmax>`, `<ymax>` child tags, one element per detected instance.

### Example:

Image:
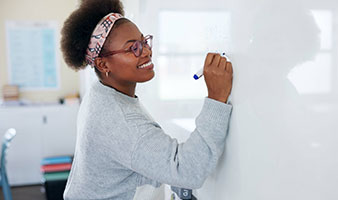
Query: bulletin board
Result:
<box><xmin>6</xmin><ymin>21</ymin><xmax>60</xmax><ymax>90</ymax></box>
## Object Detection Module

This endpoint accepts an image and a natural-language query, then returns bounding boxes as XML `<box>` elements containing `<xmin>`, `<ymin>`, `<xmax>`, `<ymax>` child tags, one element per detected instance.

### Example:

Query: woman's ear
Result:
<box><xmin>94</xmin><ymin>57</ymin><xmax>108</xmax><ymax>73</ymax></box>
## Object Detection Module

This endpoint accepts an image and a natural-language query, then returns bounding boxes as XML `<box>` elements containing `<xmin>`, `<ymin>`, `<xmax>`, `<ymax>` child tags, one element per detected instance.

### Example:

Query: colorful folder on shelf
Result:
<box><xmin>41</xmin><ymin>163</ymin><xmax>72</xmax><ymax>173</ymax></box>
<box><xmin>43</xmin><ymin>171</ymin><xmax>70</xmax><ymax>181</ymax></box>
<box><xmin>41</xmin><ymin>156</ymin><xmax>73</xmax><ymax>165</ymax></box>
<box><xmin>41</xmin><ymin>155</ymin><xmax>73</xmax><ymax>182</ymax></box>
<box><xmin>41</xmin><ymin>156</ymin><xmax>73</xmax><ymax>199</ymax></box>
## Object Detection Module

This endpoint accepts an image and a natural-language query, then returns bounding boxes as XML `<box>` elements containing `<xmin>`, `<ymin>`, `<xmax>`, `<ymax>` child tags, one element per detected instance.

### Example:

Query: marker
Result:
<box><xmin>193</xmin><ymin>53</ymin><xmax>230</xmax><ymax>80</ymax></box>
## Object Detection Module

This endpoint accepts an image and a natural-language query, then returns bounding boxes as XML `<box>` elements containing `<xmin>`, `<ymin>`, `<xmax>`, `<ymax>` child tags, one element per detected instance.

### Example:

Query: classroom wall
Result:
<box><xmin>0</xmin><ymin>0</ymin><xmax>80</xmax><ymax>103</ymax></box>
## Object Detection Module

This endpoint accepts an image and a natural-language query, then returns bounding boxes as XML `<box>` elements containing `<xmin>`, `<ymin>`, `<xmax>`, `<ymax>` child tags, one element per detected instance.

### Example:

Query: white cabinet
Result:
<box><xmin>0</xmin><ymin>104</ymin><xmax>79</xmax><ymax>186</ymax></box>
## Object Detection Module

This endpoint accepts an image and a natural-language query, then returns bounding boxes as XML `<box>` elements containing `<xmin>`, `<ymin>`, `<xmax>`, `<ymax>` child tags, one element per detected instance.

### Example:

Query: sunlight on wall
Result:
<box><xmin>157</xmin><ymin>11</ymin><xmax>231</xmax><ymax>100</ymax></box>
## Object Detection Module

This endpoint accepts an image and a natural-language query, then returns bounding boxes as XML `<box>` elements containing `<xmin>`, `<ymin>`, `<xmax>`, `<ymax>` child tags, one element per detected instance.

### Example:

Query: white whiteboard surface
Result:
<box><xmin>134</xmin><ymin>0</ymin><xmax>338</xmax><ymax>199</ymax></box>
<box><xmin>5</xmin><ymin>21</ymin><xmax>60</xmax><ymax>91</ymax></box>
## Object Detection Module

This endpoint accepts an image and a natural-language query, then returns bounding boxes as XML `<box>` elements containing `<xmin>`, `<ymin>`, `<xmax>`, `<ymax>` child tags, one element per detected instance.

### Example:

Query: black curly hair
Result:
<box><xmin>61</xmin><ymin>0</ymin><xmax>129</xmax><ymax>72</ymax></box>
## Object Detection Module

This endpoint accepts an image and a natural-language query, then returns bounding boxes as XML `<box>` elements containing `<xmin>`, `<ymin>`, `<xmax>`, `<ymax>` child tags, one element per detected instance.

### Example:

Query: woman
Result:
<box><xmin>61</xmin><ymin>0</ymin><xmax>233</xmax><ymax>199</ymax></box>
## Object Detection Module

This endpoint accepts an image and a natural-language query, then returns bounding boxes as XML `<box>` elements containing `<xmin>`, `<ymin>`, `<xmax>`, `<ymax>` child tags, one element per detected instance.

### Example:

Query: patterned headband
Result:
<box><xmin>85</xmin><ymin>13</ymin><xmax>124</xmax><ymax>67</ymax></box>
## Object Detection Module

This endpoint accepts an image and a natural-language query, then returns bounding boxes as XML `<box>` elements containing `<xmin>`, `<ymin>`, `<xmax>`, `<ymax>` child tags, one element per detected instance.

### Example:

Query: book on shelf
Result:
<box><xmin>41</xmin><ymin>156</ymin><xmax>73</xmax><ymax>166</ymax></box>
<box><xmin>2</xmin><ymin>85</ymin><xmax>19</xmax><ymax>101</ymax></box>
<box><xmin>43</xmin><ymin>171</ymin><xmax>70</xmax><ymax>181</ymax></box>
<box><xmin>41</xmin><ymin>163</ymin><xmax>72</xmax><ymax>173</ymax></box>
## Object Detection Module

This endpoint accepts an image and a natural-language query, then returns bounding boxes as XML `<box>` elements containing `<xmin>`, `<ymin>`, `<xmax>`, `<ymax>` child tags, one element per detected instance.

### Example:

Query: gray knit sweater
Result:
<box><xmin>63</xmin><ymin>81</ymin><xmax>232</xmax><ymax>200</ymax></box>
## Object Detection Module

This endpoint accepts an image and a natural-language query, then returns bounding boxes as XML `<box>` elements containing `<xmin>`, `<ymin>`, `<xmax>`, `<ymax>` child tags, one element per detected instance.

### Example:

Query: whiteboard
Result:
<box><xmin>135</xmin><ymin>0</ymin><xmax>338</xmax><ymax>199</ymax></box>
<box><xmin>6</xmin><ymin>21</ymin><xmax>60</xmax><ymax>90</ymax></box>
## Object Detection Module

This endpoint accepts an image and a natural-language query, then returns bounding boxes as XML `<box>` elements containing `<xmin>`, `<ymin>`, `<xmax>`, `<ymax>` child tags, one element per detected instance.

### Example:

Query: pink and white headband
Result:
<box><xmin>85</xmin><ymin>13</ymin><xmax>124</xmax><ymax>67</ymax></box>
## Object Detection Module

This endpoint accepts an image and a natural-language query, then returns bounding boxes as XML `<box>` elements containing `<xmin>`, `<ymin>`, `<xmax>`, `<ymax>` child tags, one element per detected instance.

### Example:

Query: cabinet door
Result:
<box><xmin>40</xmin><ymin>105</ymin><xmax>78</xmax><ymax>158</ymax></box>
<box><xmin>0</xmin><ymin>107</ymin><xmax>43</xmax><ymax>185</ymax></box>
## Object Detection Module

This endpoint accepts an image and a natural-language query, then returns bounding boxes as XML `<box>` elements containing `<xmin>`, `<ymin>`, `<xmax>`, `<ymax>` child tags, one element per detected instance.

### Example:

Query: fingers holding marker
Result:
<box><xmin>206</xmin><ymin>53</ymin><xmax>221</xmax><ymax>67</ymax></box>
<box><xmin>196</xmin><ymin>52</ymin><xmax>232</xmax><ymax>80</ymax></box>
<box><xmin>219</xmin><ymin>57</ymin><xmax>227</xmax><ymax>70</ymax></box>
<box><xmin>211</xmin><ymin>54</ymin><xmax>222</xmax><ymax>68</ymax></box>
<box><xmin>204</xmin><ymin>53</ymin><xmax>216</xmax><ymax>67</ymax></box>
<box><xmin>203</xmin><ymin>52</ymin><xmax>234</xmax><ymax>103</ymax></box>
<box><xmin>221</xmin><ymin>54</ymin><xmax>232</xmax><ymax>74</ymax></box>
<box><xmin>226</xmin><ymin>61</ymin><xmax>233</xmax><ymax>75</ymax></box>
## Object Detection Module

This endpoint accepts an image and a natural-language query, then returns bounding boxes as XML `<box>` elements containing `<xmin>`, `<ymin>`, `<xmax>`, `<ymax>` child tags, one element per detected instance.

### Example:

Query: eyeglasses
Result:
<box><xmin>100</xmin><ymin>35</ymin><xmax>153</xmax><ymax>58</ymax></box>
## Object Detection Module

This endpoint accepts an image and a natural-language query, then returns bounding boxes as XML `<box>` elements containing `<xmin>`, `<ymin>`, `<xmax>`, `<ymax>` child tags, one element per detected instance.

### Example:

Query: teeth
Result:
<box><xmin>137</xmin><ymin>61</ymin><xmax>152</xmax><ymax>69</ymax></box>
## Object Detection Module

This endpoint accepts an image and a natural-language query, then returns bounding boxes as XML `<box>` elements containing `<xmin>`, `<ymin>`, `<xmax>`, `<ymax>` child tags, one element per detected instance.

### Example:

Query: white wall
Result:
<box><xmin>130</xmin><ymin>0</ymin><xmax>338</xmax><ymax>199</ymax></box>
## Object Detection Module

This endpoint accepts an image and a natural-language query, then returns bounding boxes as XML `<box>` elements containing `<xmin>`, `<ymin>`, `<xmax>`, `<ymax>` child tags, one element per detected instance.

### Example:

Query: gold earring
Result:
<box><xmin>105</xmin><ymin>71</ymin><xmax>109</xmax><ymax>77</ymax></box>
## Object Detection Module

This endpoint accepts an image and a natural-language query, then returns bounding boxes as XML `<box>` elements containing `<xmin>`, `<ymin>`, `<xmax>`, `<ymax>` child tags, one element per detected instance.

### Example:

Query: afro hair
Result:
<box><xmin>60</xmin><ymin>0</ymin><xmax>125</xmax><ymax>71</ymax></box>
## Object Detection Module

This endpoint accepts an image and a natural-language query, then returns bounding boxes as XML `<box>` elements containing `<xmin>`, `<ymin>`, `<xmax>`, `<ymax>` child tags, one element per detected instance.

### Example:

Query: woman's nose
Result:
<box><xmin>141</xmin><ymin>45</ymin><xmax>152</xmax><ymax>57</ymax></box>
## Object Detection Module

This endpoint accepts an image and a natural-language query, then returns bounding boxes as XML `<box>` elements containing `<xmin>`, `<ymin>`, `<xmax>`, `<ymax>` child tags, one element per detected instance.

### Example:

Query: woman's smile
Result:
<box><xmin>137</xmin><ymin>60</ymin><xmax>154</xmax><ymax>70</ymax></box>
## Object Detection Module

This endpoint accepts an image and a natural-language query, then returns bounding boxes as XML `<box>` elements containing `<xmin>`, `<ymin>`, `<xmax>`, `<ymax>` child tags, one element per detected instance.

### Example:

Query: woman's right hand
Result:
<box><xmin>203</xmin><ymin>53</ymin><xmax>233</xmax><ymax>103</ymax></box>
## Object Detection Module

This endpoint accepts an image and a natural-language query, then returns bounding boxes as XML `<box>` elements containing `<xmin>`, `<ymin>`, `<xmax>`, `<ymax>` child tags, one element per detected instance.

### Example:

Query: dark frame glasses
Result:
<box><xmin>100</xmin><ymin>35</ymin><xmax>153</xmax><ymax>58</ymax></box>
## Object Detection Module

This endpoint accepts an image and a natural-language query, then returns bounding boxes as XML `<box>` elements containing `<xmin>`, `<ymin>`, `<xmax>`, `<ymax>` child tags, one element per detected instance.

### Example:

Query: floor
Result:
<box><xmin>0</xmin><ymin>184</ymin><xmax>193</xmax><ymax>200</ymax></box>
<box><xmin>0</xmin><ymin>184</ymin><xmax>47</xmax><ymax>200</ymax></box>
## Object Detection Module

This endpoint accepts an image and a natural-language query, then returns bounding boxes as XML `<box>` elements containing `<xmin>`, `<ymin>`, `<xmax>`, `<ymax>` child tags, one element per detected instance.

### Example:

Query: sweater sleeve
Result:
<box><xmin>129</xmin><ymin>97</ymin><xmax>232</xmax><ymax>189</ymax></box>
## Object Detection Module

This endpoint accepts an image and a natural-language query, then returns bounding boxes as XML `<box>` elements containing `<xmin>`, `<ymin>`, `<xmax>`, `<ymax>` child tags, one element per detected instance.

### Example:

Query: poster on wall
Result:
<box><xmin>6</xmin><ymin>21</ymin><xmax>60</xmax><ymax>90</ymax></box>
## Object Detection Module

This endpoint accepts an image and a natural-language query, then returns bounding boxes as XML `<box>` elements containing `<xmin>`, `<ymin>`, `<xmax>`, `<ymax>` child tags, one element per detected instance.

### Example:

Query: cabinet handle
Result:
<box><xmin>43</xmin><ymin>116</ymin><xmax>47</xmax><ymax>124</ymax></box>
